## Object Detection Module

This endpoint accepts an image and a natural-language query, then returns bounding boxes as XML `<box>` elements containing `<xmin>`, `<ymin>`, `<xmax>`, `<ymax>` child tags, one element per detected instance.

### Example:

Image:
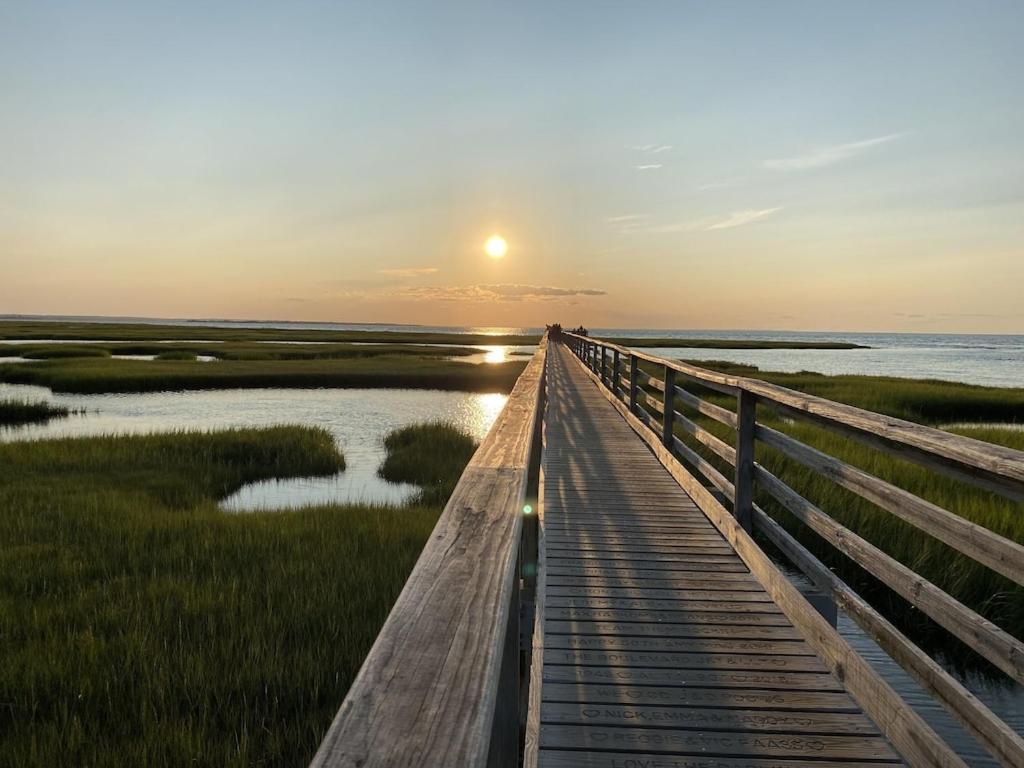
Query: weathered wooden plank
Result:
<box><xmin>537</xmin><ymin>751</ymin><xmax>897</xmax><ymax>768</ymax></box>
<box><xmin>539</xmin><ymin>724</ymin><xmax>898</xmax><ymax>760</ymax></box>
<box><xmin>545</xmin><ymin>575</ymin><xmax>763</xmax><ymax>591</ymax></box>
<box><xmin>545</xmin><ymin>594</ymin><xmax>775</xmax><ymax>608</ymax></box>
<box><xmin>545</xmin><ymin>563</ymin><xmax>750</xmax><ymax>577</ymax></box>
<box><xmin>540</xmin><ymin>683</ymin><xmax>859</xmax><ymax>712</ymax></box>
<box><xmin>545</xmin><ymin>544</ymin><xmax>734</xmax><ymax>556</ymax></box>
<box><xmin>543</xmin><ymin>664</ymin><xmax>844</xmax><ymax>691</ymax></box>
<box><xmin>540</xmin><ymin>701</ymin><xmax>878</xmax><ymax>734</ymax></box>
<box><xmin>544</xmin><ymin>634</ymin><xmax>812</xmax><ymax>656</ymax></box>
<box><xmin>545</xmin><ymin>620</ymin><xmax>802</xmax><ymax>641</ymax></box>
<box><xmin>544</xmin><ymin>561</ymin><xmax>745</xmax><ymax>573</ymax></box>
<box><xmin>544</xmin><ymin>648</ymin><xmax>826</xmax><ymax>673</ymax></box>
<box><xmin>545</xmin><ymin>584</ymin><xmax>768</xmax><ymax>599</ymax></box>
<box><xmin>546</xmin><ymin>607</ymin><xmax>792</xmax><ymax>626</ymax></box>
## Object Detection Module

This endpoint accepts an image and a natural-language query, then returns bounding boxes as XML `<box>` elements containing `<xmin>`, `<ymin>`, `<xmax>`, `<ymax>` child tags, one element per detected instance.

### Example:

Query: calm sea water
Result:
<box><xmin>3</xmin><ymin>317</ymin><xmax>1023</xmax><ymax>760</ymax></box>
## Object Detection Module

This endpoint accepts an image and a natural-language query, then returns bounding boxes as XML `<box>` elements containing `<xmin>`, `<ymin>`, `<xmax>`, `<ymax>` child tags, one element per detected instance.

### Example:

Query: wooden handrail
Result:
<box><xmin>563</xmin><ymin>332</ymin><xmax>1024</xmax><ymax>500</ymax></box>
<box><xmin>562</xmin><ymin>331</ymin><xmax>1024</xmax><ymax>767</ymax></box>
<box><xmin>311</xmin><ymin>334</ymin><xmax>548</xmax><ymax>768</ymax></box>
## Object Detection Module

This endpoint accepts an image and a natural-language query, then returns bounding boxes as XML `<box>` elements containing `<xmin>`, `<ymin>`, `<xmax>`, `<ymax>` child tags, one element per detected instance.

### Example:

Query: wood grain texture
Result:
<box><xmin>532</xmin><ymin>344</ymin><xmax>904</xmax><ymax>768</ymax></box>
<box><xmin>310</xmin><ymin>337</ymin><xmax>548</xmax><ymax>768</ymax></box>
<box><xmin>562</xmin><ymin>341</ymin><xmax>968</xmax><ymax>768</ymax></box>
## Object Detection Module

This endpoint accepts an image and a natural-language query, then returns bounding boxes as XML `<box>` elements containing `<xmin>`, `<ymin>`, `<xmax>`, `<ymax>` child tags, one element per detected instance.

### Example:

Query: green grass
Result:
<box><xmin>0</xmin><ymin>425</ymin><xmax>461</xmax><ymax>767</ymax></box>
<box><xmin>19</xmin><ymin>346</ymin><xmax>111</xmax><ymax>360</ymax></box>
<box><xmin>0</xmin><ymin>340</ymin><xmax>480</xmax><ymax>361</ymax></box>
<box><xmin>0</xmin><ymin>356</ymin><xmax>527</xmax><ymax>394</ymax></box>
<box><xmin>153</xmin><ymin>350</ymin><xmax>198</xmax><ymax>361</ymax></box>
<box><xmin>379</xmin><ymin>422</ymin><xmax>478</xmax><ymax>505</ymax></box>
<box><xmin>0</xmin><ymin>399</ymin><xmax>70</xmax><ymax>426</ymax></box>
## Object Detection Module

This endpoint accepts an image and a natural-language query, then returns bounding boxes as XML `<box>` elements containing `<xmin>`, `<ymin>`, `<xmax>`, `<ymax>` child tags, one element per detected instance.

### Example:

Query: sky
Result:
<box><xmin>2</xmin><ymin>1</ymin><xmax>1023</xmax><ymax>332</ymax></box>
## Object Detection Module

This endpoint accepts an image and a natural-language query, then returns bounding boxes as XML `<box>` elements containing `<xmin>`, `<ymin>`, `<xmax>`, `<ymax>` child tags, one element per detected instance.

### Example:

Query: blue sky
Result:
<box><xmin>2</xmin><ymin>1</ymin><xmax>1022</xmax><ymax>331</ymax></box>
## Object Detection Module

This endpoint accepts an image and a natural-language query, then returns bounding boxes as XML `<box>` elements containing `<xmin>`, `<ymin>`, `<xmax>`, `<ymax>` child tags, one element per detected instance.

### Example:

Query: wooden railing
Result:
<box><xmin>310</xmin><ymin>334</ymin><xmax>548</xmax><ymax>768</ymax></box>
<box><xmin>563</xmin><ymin>332</ymin><xmax>1024</xmax><ymax>768</ymax></box>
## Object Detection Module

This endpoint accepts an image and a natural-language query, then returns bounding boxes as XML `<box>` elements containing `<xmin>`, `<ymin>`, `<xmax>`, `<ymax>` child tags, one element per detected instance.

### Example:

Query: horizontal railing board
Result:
<box><xmin>564</xmin><ymin>332</ymin><xmax>1024</xmax><ymax>499</ymax></box>
<box><xmin>754</xmin><ymin>463</ymin><xmax>1024</xmax><ymax>684</ymax></box>
<box><xmin>757</xmin><ymin>422</ymin><xmax>1024</xmax><ymax>586</ymax></box>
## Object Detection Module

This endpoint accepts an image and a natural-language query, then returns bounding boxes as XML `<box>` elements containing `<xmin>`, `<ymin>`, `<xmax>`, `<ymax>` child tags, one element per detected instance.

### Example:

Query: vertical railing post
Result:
<box><xmin>600</xmin><ymin>345</ymin><xmax>608</xmax><ymax>387</ymax></box>
<box><xmin>612</xmin><ymin>349</ymin><xmax>621</xmax><ymax>399</ymax></box>
<box><xmin>629</xmin><ymin>356</ymin><xmax>639</xmax><ymax>415</ymax></box>
<box><xmin>734</xmin><ymin>389</ymin><xmax>756</xmax><ymax>533</ymax></box>
<box><xmin>661</xmin><ymin>366</ymin><xmax>675</xmax><ymax>447</ymax></box>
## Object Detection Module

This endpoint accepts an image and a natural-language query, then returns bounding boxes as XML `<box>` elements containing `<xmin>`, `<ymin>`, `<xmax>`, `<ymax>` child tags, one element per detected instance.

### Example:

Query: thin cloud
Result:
<box><xmin>377</xmin><ymin>267</ymin><xmax>439</xmax><ymax>278</ymax></box>
<box><xmin>635</xmin><ymin>164</ymin><xmax>662</xmax><ymax>170</ymax></box>
<box><xmin>706</xmin><ymin>207</ymin><xmax>782</xmax><ymax>230</ymax></box>
<box><xmin>635</xmin><ymin>207</ymin><xmax>782</xmax><ymax>234</ymax></box>
<box><xmin>764</xmin><ymin>133</ymin><xmax>906</xmax><ymax>170</ymax></box>
<box><xmin>632</xmin><ymin>144</ymin><xmax>673</xmax><ymax>153</ymax></box>
<box><xmin>393</xmin><ymin>284</ymin><xmax>607</xmax><ymax>303</ymax></box>
<box><xmin>607</xmin><ymin>213</ymin><xmax>650</xmax><ymax>224</ymax></box>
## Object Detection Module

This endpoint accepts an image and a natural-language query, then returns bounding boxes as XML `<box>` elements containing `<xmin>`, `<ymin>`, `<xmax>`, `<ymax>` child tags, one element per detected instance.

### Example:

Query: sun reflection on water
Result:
<box><xmin>470</xmin><ymin>392</ymin><xmax>508</xmax><ymax>435</ymax></box>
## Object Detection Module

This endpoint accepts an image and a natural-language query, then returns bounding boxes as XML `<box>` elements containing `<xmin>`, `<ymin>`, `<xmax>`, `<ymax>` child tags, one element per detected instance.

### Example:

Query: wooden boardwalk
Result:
<box><xmin>533</xmin><ymin>344</ymin><xmax>901</xmax><ymax>767</ymax></box>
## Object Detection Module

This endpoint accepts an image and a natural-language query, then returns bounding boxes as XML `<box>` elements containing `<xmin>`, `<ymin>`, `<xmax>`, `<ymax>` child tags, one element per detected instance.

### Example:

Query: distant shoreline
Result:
<box><xmin>0</xmin><ymin>318</ymin><xmax>865</xmax><ymax>350</ymax></box>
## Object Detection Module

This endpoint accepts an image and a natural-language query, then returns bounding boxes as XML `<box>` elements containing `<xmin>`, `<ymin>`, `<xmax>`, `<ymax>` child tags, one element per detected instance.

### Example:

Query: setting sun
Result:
<box><xmin>484</xmin><ymin>234</ymin><xmax>508</xmax><ymax>259</ymax></box>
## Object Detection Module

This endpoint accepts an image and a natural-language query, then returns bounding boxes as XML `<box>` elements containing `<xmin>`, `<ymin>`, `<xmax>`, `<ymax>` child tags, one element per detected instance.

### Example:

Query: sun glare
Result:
<box><xmin>484</xmin><ymin>234</ymin><xmax>508</xmax><ymax>259</ymax></box>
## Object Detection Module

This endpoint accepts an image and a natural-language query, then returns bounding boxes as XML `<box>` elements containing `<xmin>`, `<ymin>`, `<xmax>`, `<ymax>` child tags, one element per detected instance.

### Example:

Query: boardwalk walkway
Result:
<box><xmin>534</xmin><ymin>343</ymin><xmax>901</xmax><ymax>767</ymax></box>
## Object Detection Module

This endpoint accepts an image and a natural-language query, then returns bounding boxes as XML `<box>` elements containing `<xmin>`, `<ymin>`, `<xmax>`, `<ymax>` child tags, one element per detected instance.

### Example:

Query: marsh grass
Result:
<box><xmin>0</xmin><ymin>398</ymin><xmax>70</xmax><ymax>425</ymax></box>
<box><xmin>0</xmin><ymin>319</ymin><xmax>537</xmax><ymax>346</ymax></box>
<box><xmin>0</xmin><ymin>426</ymin><xmax>455</xmax><ymax>766</ymax></box>
<box><xmin>154</xmin><ymin>349</ymin><xmax>198</xmax><ymax>361</ymax></box>
<box><xmin>18</xmin><ymin>345</ymin><xmax>111</xmax><ymax>360</ymax></box>
<box><xmin>0</xmin><ymin>355</ymin><xmax>527</xmax><ymax>395</ymax></box>
<box><xmin>379</xmin><ymin>422</ymin><xmax>478</xmax><ymax>505</ymax></box>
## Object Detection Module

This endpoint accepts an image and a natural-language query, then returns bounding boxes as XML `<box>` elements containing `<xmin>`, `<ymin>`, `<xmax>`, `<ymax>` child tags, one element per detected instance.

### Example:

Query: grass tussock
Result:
<box><xmin>0</xmin><ymin>398</ymin><xmax>70</xmax><ymax>425</ymax></box>
<box><xmin>154</xmin><ymin>349</ymin><xmax>198</xmax><ymax>361</ymax></box>
<box><xmin>0</xmin><ymin>426</ymin><xmax>450</xmax><ymax>766</ymax></box>
<box><xmin>379</xmin><ymin>422</ymin><xmax>478</xmax><ymax>505</ymax></box>
<box><xmin>19</xmin><ymin>345</ymin><xmax>111</xmax><ymax>360</ymax></box>
<box><xmin>0</xmin><ymin>356</ymin><xmax>527</xmax><ymax>395</ymax></box>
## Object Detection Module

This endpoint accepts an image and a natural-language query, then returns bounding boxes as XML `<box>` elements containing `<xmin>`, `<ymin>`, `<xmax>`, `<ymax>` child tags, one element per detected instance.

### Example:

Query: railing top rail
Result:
<box><xmin>562</xmin><ymin>331</ymin><xmax>1024</xmax><ymax>495</ymax></box>
<box><xmin>311</xmin><ymin>334</ymin><xmax>548</xmax><ymax>768</ymax></box>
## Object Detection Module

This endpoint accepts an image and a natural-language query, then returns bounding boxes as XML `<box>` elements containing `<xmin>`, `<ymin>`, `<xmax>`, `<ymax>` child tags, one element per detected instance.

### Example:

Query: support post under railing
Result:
<box><xmin>600</xmin><ymin>345</ymin><xmax>607</xmax><ymax>386</ymax></box>
<box><xmin>734</xmin><ymin>389</ymin><xmax>756</xmax><ymax>533</ymax></box>
<box><xmin>662</xmin><ymin>366</ymin><xmax>675</xmax><ymax>447</ymax></box>
<box><xmin>629</xmin><ymin>356</ymin><xmax>639</xmax><ymax>415</ymax></box>
<box><xmin>612</xmin><ymin>349</ymin><xmax>621</xmax><ymax>399</ymax></box>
